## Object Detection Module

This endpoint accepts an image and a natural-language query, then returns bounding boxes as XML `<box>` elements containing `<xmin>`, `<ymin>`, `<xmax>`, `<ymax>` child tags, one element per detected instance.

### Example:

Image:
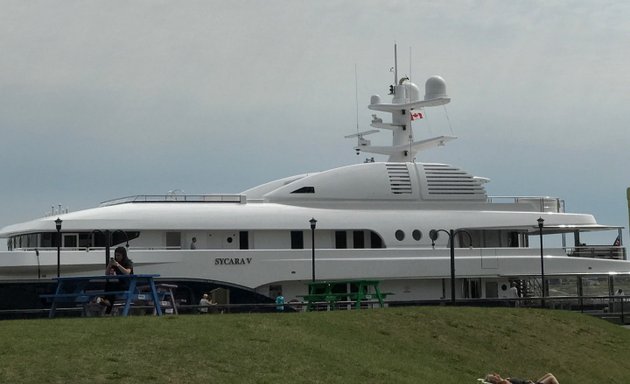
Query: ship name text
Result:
<box><xmin>215</xmin><ymin>257</ymin><xmax>252</xmax><ymax>266</ymax></box>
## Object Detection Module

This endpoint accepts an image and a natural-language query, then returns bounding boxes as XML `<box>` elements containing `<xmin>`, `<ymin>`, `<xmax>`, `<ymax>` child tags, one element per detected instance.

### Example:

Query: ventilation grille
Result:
<box><xmin>422</xmin><ymin>164</ymin><xmax>486</xmax><ymax>199</ymax></box>
<box><xmin>386</xmin><ymin>163</ymin><xmax>412</xmax><ymax>194</ymax></box>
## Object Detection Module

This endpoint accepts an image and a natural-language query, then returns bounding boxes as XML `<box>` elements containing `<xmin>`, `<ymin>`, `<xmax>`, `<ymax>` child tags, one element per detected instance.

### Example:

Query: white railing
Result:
<box><xmin>487</xmin><ymin>196</ymin><xmax>565</xmax><ymax>213</ymax></box>
<box><xmin>567</xmin><ymin>246</ymin><xmax>626</xmax><ymax>260</ymax></box>
<box><xmin>100</xmin><ymin>194</ymin><xmax>246</xmax><ymax>206</ymax></box>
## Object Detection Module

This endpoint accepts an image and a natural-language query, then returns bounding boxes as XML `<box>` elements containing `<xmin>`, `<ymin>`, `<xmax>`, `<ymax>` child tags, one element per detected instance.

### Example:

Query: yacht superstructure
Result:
<box><xmin>0</xmin><ymin>48</ymin><xmax>627</xmax><ymax>311</ymax></box>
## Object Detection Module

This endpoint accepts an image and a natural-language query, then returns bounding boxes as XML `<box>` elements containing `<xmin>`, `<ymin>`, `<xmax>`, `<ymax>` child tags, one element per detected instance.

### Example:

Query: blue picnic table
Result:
<box><xmin>41</xmin><ymin>274</ymin><xmax>163</xmax><ymax>318</ymax></box>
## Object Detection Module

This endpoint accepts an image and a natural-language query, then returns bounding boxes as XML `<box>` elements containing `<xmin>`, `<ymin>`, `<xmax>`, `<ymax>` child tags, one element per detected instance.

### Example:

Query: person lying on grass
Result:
<box><xmin>485</xmin><ymin>372</ymin><xmax>559</xmax><ymax>384</ymax></box>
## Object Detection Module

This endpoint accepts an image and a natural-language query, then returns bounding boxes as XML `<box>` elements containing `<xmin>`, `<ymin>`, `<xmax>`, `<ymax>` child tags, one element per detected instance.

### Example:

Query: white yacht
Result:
<box><xmin>0</xmin><ymin>51</ymin><xmax>627</xmax><ymax>312</ymax></box>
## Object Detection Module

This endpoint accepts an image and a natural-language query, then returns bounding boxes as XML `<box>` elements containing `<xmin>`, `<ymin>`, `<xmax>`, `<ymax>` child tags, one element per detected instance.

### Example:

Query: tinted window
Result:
<box><xmin>291</xmin><ymin>186</ymin><xmax>315</xmax><ymax>194</ymax></box>
<box><xmin>240</xmin><ymin>231</ymin><xmax>249</xmax><ymax>249</ymax></box>
<box><xmin>370</xmin><ymin>231</ymin><xmax>384</xmax><ymax>248</ymax></box>
<box><xmin>335</xmin><ymin>231</ymin><xmax>347</xmax><ymax>249</ymax></box>
<box><xmin>291</xmin><ymin>231</ymin><xmax>304</xmax><ymax>249</ymax></box>
<box><xmin>353</xmin><ymin>231</ymin><xmax>365</xmax><ymax>249</ymax></box>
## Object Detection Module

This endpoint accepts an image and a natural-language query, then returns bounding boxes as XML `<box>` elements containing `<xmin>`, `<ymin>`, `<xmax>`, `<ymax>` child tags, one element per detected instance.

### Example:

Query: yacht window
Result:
<box><xmin>353</xmin><ymin>231</ymin><xmax>365</xmax><ymax>249</ymax></box>
<box><xmin>240</xmin><ymin>231</ymin><xmax>249</xmax><ymax>250</ymax></box>
<box><xmin>42</xmin><ymin>233</ymin><xmax>61</xmax><ymax>248</ymax></box>
<box><xmin>291</xmin><ymin>186</ymin><xmax>315</xmax><ymax>194</ymax></box>
<box><xmin>166</xmin><ymin>232</ymin><xmax>181</xmax><ymax>248</ymax></box>
<box><xmin>15</xmin><ymin>234</ymin><xmax>39</xmax><ymax>249</ymax></box>
<box><xmin>335</xmin><ymin>231</ymin><xmax>347</xmax><ymax>249</ymax></box>
<box><xmin>508</xmin><ymin>232</ymin><xmax>519</xmax><ymax>247</ymax></box>
<box><xmin>41</xmin><ymin>233</ymin><xmax>54</xmax><ymax>248</ymax></box>
<box><xmin>79</xmin><ymin>233</ymin><xmax>91</xmax><ymax>248</ymax></box>
<box><xmin>91</xmin><ymin>231</ymin><xmax>140</xmax><ymax>247</ymax></box>
<box><xmin>111</xmin><ymin>231</ymin><xmax>138</xmax><ymax>246</ymax></box>
<box><xmin>63</xmin><ymin>234</ymin><xmax>78</xmax><ymax>248</ymax></box>
<box><xmin>395</xmin><ymin>230</ymin><xmax>405</xmax><ymax>241</ymax></box>
<box><xmin>30</xmin><ymin>234</ymin><xmax>38</xmax><ymax>248</ymax></box>
<box><xmin>412</xmin><ymin>230</ymin><xmax>422</xmax><ymax>241</ymax></box>
<box><xmin>291</xmin><ymin>231</ymin><xmax>304</xmax><ymax>249</ymax></box>
<box><xmin>370</xmin><ymin>231</ymin><xmax>384</xmax><ymax>248</ymax></box>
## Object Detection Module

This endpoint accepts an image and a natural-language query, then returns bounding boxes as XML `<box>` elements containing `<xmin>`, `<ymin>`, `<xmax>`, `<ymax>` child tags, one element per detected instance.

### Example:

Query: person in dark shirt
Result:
<box><xmin>103</xmin><ymin>246</ymin><xmax>134</xmax><ymax>314</ymax></box>
<box><xmin>106</xmin><ymin>246</ymin><xmax>134</xmax><ymax>276</ymax></box>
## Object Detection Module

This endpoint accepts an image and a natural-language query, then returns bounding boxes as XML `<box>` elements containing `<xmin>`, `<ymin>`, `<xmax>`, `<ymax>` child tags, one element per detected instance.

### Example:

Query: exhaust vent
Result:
<box><xmin>386</xmin><ymin>163</ymin><xmax>412</xmax><ymax>194</ymax></box>
<box><xmin>420</xmin><ymin>164</ymin><xmax>486</xmax><ymax>200</ymax></box>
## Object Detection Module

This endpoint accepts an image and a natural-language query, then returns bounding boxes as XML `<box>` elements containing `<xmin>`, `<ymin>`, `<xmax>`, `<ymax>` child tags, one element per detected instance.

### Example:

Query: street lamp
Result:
<box><xmin>537</xmin><ymin>217</ymin><xmax>545</xmax><ymax>306</ymax></box>
<box><xmin>430</xmin><ymin>228</ymin><xmax>472</xmax><ymax>303</ymax></box>
<box><xmin>309</xmin><ymin>218</ymin><xmax>317</xmax><ymax>282</ymax></box>
<box><xmin>55</xmin><ymin>217</ymin><xmax>62</xmax><ymax>277</ymax></box>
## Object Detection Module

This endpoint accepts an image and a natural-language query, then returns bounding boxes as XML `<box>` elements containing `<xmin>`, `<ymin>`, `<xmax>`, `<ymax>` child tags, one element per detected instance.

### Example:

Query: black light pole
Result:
<box><xmin>430</xmin><ymin>229</ymin><xmax>472</xmax><ymax>304</ymax></box>
<box><xmin>309</xmin><ymin>218</ymin><xmax>317</xmax><ymax>282</ymax></box>
<box><xmin>105</xmin><ymin>230</ymin><xmax>112</xmax><ymax>266</ymax></box>
<box><xmin>537</xmin><ymin>217</ymin><xmax>545</xmax><ymax>307</ymax></box>
<box><xmin>448</xmin><ymin>229</ymin><xmax>456</xmax><ymax>303</ymax></box>
<box><xmin>55</xmin><ymin>217</ymin><xmax>62</xmax><ymax>277</ymax></box>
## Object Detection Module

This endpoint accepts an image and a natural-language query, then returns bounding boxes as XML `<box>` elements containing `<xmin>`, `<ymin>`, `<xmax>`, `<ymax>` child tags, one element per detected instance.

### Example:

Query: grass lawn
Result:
<box><xmin>1</xmin><ymin>307</ymin><xmax>629</xmax><ymax>383</ymax></box>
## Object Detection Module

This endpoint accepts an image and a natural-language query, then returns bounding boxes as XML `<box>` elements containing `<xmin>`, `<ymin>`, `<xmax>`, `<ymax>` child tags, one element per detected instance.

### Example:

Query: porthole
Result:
<box><xmin>412</xmin><ymin>230</ymin><xmax>422</xmax><ymax>241</ymax></box>
<box><xmin>227</xmin><ymin>237</ymin><xmax>233</xmax><ymax>243</ymax></box>
<box><xmin>395</xmin><ymin>230</ymin><xmax>405</xmax><ymax>241</ymax></box>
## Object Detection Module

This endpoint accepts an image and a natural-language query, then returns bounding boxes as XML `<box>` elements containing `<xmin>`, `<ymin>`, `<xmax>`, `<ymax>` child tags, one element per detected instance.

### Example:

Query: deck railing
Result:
<box><xmin>567</xmin><ymin>246</ymin><xmax>626</xmax><ymax>260</ymax></box>
<box><xmin>100</xmin><ymin>194</ymin><xmax>246</xmax><ymax>206</ymax></box>
<box><xmin>487</xmin><ymin>196</ymin><xmax>565</xmax><ymax>213</ymax></box>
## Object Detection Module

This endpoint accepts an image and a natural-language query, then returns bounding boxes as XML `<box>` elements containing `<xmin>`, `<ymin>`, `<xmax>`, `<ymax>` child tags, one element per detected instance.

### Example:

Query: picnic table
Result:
<box><xmin>40</xmin><ymin>274</ymin><xmax>163</xmax><ymax>318</ymax></box>
<box><xmin>299</xmin><ymin>279</ymin><xmax>392</xmax><ymax>311</ymax></box>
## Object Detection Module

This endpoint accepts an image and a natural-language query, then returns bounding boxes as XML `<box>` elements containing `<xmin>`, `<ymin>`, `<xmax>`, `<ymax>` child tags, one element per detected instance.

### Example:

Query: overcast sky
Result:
<box><xmin>1</xmin><ymin>1</ymin><xmax>629</xmax><ymax>247</ymax></box>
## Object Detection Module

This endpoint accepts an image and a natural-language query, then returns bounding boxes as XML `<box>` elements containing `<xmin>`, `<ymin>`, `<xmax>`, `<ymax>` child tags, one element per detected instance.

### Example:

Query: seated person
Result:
<box><xmin>485</xmin><ymin>372</ymin><xmax>559</xmax><ymax>384</ymax></box>
<box><xmin>103</xmin><ymin>246</ymin><xmax>134</xmax><ymax>314</ymax></box>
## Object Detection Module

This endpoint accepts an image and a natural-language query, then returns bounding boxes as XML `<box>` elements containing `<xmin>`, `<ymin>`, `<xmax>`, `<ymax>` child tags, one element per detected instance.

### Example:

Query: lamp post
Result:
<box><xmin>430</xmin><ymin>228</ymin><xmax>472</xmax><ymax>303</ymax></box>
<box><xmin>537</xmin><ymin>217</ymin><xmax>545</xmax><ymax>307</ymax></box>
<box><xmin>55</xmin><ymin>217</ymin><xmax>62</xmax><ymax>277</ymax></box>
<box><xmin>309</xmin><ymin>218</ymin><xmax>317</xmax><ymax>282</ymax></box>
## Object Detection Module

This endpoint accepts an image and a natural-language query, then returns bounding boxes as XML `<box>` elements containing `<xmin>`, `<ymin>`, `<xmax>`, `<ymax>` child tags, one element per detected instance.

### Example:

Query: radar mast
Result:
<box><xmin>348</xmin><ymin>44</ymin><xmax>455</xmax><ymax>162</ymax></box>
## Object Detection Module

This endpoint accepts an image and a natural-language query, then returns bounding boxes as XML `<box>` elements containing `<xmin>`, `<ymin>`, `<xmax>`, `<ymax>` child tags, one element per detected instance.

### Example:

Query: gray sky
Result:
<box><xmin>1</xmin><ymin>1</ymin><xmax>629</xmax><ymax>246</ymax></box>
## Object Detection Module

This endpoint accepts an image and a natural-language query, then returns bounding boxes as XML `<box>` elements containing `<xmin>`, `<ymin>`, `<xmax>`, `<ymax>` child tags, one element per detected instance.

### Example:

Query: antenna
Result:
<box><xmin>409</xmin><ymin>46</ymin><xmax>412</xmax><ymax>80</ymax></box>
<box><xmin>355</xmin><ymin>64</ymin><xmax>359</xmax><ymax>134</ymax></box>
<box><xmin>393</xmin><ymin>43</ymin><xmax>398</xmax><ymax>84</ymax></box>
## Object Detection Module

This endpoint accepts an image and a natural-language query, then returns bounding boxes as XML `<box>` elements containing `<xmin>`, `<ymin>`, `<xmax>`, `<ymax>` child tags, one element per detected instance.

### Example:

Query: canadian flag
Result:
<box><xmin>411</xmin><ymin>111</ymin><xmax>424</xmax><ymax>120</ymax></box>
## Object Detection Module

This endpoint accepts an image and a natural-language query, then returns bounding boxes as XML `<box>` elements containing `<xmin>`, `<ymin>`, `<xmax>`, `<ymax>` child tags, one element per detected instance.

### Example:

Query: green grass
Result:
<box><xmin>0</xmin><ymin>307</ymin><xmax>629</xmax><ymax>383</ymax></box>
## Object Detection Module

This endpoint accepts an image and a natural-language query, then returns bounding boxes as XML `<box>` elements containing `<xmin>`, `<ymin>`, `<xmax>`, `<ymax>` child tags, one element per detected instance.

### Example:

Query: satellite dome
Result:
<box><xmin>424</xmin><ymin>76</ymin><xmax>448</xmax><ymax>101</ymax></box>
<box><xmin>403</xmin><ymin>81</ymin><xmax>421</xmax><ymax>102</ymax></box>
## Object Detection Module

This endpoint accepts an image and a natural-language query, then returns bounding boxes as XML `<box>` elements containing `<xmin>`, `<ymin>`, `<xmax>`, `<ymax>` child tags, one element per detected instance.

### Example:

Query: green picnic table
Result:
<box><xmin>299</xmin><ymin>279</ymin><xmax>392</xmax><ymax>311</ymax></box>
